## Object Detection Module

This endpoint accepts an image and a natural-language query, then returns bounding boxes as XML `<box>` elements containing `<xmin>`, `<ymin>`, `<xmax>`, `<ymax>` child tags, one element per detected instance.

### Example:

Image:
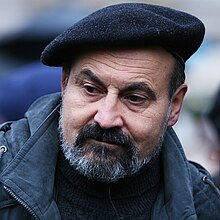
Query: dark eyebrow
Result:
<box><xmin>76</xmin><ymin>69</ymin><xmax>106</xmax><ymax>88</ymax></box>
<box><xmin>120</xmin><ymin>82</ymin><xmax>157</xmax><ymax>101</ymax></box>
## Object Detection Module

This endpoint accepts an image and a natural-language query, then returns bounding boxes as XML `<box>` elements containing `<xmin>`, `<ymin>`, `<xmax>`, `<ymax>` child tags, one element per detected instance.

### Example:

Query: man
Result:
<box><xmin>0</xmin><ymin>3</ymin><xmax>219</xmax><ymax>220</ymax></box>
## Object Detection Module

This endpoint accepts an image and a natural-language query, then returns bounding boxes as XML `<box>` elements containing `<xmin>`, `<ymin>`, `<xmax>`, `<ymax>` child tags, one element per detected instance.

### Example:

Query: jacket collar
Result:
<box><xmin>152</xmin><ymin>127</ymin><xmax>196</xmax><ymax>219</ymax></box>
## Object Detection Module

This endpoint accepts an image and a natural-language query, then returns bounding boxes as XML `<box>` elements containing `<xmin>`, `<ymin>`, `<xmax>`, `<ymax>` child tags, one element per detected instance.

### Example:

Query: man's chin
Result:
<box><xmin>62</xmin><ymin>145</ymin><xmax>137</xmax><ymax>182</ymax></box>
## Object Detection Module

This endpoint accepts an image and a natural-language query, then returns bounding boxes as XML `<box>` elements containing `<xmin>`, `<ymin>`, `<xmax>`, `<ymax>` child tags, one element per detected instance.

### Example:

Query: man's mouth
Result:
<box><xmin>86</xmin><ymin>138</ymin><xmax>123</xmax><ymax>149</ymax></box>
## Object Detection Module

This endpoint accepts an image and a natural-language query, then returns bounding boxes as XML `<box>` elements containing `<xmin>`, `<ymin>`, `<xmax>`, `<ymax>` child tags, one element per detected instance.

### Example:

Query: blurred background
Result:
<box><xmin>0</xmin><ymin>0</ymin><xmax>219</xmax><ymax>186</ymax></box>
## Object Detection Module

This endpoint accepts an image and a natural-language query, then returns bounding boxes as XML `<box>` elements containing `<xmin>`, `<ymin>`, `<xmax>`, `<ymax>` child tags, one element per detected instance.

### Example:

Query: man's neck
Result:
<box><xmin>55</xmin><ymin>150</ymin><xmax>162</xmax><ymax>219</ymax></box>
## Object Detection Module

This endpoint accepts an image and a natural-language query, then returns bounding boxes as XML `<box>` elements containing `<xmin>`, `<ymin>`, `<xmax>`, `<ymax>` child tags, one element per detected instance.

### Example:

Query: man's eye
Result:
<box><xmin>125</xmin><ymin>95</ymin><xmax>147</xmax><ymax>104</ymax></box>
<box><xmin>83</xmin><ymin>84</ymin><xmax>100</xmax><ymax>95</ymax></box>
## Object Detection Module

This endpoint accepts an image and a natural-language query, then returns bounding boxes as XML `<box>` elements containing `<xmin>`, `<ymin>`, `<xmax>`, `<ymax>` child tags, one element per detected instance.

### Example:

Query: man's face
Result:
<box><xmin>60</xmin><ymin>47</ymin><xmax>180</xmax><ymax>182</ymax></box>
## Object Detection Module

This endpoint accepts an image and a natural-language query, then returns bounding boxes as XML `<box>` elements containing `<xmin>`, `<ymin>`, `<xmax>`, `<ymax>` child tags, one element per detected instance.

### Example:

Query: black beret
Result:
<box><xmin>41</xmin><ymin>3</ymin><xmax>205</xmax><ymax>67</ymax></box>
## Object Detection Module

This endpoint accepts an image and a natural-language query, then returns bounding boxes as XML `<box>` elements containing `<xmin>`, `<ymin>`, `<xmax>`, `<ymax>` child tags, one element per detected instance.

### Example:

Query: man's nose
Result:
<box><xmin>94</xmin><ymin>94</ymin><xmax>124</xmax><ymax>129</ymax></box>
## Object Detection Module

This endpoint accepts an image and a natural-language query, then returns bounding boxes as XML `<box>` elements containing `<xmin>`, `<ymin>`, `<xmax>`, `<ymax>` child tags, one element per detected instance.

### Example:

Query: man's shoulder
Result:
<box><xmin>188</xmin><ymin>161</ymin><xmax>220</xmax><ymax>218</ymax></box>
<box><xmin>0</xmin><ymin>93</ymin><xmax>61</xmax><ymax>173</ymax></box>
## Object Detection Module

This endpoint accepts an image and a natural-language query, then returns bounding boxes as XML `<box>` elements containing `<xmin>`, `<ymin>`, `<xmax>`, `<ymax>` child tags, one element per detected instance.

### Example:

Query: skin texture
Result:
<box><xmin>60</xmin><ymin>46</ymin><xmax>187</xmax><ymax>180</ymax></box>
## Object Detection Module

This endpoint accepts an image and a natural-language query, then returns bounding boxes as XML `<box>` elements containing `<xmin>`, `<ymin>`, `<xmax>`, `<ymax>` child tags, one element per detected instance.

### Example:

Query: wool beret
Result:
<box><xmin>41</xmin><ymin>3</ymin><xmax>205</xmax><ymax>67</ymax></box>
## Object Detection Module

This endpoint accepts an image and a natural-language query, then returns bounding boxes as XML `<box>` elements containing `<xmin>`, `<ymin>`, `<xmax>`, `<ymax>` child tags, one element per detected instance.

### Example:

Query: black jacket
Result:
<box><xmin>0</xmin><ymin>93</ymin><xmax>220</xmax><ymax>220</ymax></box>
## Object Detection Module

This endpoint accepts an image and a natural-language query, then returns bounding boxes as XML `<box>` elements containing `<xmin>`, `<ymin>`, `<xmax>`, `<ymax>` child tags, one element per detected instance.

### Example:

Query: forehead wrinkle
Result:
<box><xmin>107</xmin><ymin>51</ymin><xmax>161</xmax><ymax>62</ymax></box>
<box><xmin>84</xmin><ymin>56</ymin><xmax>159</xmax><ymax>74</ymax></box>
<box><xmin>106</xmin><ymin>51</ymin><xmax>166</xmax><ymax>68</ymax></box>
<box><xmin>103</xmin><ymin>52</ymin><xmax>161</xmax><ymax>68</ymax></box>
<box><xmin>105</xmin><ymin>51</ymin><xmax>147</xmax><ymax>60</ymax></box>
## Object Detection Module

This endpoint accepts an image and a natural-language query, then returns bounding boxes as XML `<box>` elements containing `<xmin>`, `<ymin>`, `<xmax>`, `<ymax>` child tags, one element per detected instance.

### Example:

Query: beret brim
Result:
<box><xmin>41</xmin><ymin>3</ymin><xmax>205</xmax><ymax>66</ymax></box>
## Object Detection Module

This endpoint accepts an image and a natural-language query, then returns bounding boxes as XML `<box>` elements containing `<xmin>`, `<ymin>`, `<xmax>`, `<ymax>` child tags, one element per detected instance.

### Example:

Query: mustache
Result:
<box><xmin>75</xmin><ymin>123</ymin><xmax>135</xmax><ymax>149</ymax></box>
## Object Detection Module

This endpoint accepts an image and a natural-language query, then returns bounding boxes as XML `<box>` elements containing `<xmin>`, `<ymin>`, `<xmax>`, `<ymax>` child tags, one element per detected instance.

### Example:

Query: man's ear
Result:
<box><xmin>61</xmin><ymin>70</ymin><xmax>69</xmax><ymax>93</ymax></box>
<box><xmin>167</xmin><ymin>84</ymin><xmax>188</xmax><ymax>127</ymax></box>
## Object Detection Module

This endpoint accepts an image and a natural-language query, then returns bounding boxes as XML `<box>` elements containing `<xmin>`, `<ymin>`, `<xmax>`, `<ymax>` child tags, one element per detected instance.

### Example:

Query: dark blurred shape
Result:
<box><xmin>208</xmin><ymin>87</ymin><xmax>220</xmax><ymax>188</ymax></box>
<box><xmin>0</xmin><ymin>62</ymin><xmax>62</xmax><ymax>122</ymax></box>
<box><xmin>0</xmin><ymin>6</ymin><xmax>90</xmax><ymax>63</ymax></box>
<box><xmin>209</xmin><ymin>88</ymin><xmax>220</xmax><ymax>138</ymax></box>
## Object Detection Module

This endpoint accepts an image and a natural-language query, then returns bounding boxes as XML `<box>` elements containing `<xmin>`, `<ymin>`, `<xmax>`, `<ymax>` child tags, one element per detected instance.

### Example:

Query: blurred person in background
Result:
<box><xmin>207</xmin><ymin>87</ymin><xmax>220</xmax><ymax>188</ymax></box>
<box><xmin>0</xmin><ymin>3</ymin><xmax>220</xmax><ymax>220</ymax></box>
<box><xmin>0</xmin><ymin>62</ymin><xmax>61</xmax><ymax>123</ymax></box>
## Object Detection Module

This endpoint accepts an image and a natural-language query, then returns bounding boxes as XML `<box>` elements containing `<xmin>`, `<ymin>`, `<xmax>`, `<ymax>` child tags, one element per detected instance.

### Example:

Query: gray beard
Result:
<box><xmin>59</xmin><ymin>104</ymin><xmax>170</xmax><ymax>183</ymax></box>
